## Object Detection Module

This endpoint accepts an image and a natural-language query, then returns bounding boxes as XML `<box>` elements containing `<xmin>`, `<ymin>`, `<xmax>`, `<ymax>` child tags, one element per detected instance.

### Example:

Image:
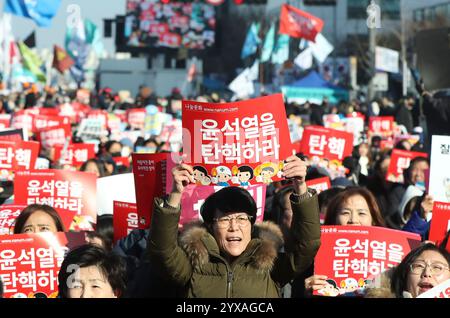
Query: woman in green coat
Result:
<box><xmin>148</xmin><ymin>154</ymin><xmax>321</xmax><ymax>298</ymax></box>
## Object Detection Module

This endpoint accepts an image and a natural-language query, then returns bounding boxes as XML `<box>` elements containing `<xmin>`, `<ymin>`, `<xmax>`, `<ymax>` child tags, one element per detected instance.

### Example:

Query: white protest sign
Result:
<box><xmin>429</xmin><ymin>135</ymin><xmax>450</xmax><ymax>203</ymax></box>
<box><xmin>97</xmin><ymin>173</ymin><xmax>136</xmax><ymax>216</ymax></box>
<box><xmin>375</xmin><ymin>46</ymin><xmax>399</xmax><ymax>73</ymax></box>
<box><xmin>417</xmin><ymin>279</ymin><xmax>450</xmax><ymax>298</ymax></box>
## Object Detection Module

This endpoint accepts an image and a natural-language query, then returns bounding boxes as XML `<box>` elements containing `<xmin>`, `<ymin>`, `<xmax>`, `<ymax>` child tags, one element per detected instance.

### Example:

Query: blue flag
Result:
<box><xmin>4</xmin><ymin>0</ymin><xmax>62</xmax><ymax>27</ymax></box>
<box><xmin>271</xmin><ymin>34</ymin><xmax>290</xmax><ymax>65</ymax></box>
<box><xmin>241</xmin><ymin>22</ymin><xmax>260</xmax><ymax>60</ymax></box>
<box><xmin>260</xmin><ymin>23</ymin><xmax>275</xmax><ymax>63</ymax></box>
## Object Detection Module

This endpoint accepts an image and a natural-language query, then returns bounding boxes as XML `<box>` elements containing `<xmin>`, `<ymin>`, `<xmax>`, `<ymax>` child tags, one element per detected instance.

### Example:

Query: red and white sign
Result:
<box><xmin>279</xmin><ymin>4</ymin><xmax>324</xmax><ymax>42</ymax></box>
<box><xmin>182</xmin><ymin>94</ymin><xmax>294</xmax><ymax>185</ymax></box>
<box><xmin>0</xmin><ymin>114</ymin><xmax>11</xmax><ymax>129</ymax></box>
<box><xmin>0</xmin><ymin>204</ymin><xmax>27</xmax><ymax>235</ymax></box>
<box><xmin>306</xmin><ymin>177</ymin><xmax>331</xmax><ymax>194</ymax></box>
<box><xmin>369</xmin><ymin>116</ymin><xmax>394</xmax><ymax>138</ymax></box>
<box><xmin>126</xmin><ymin>108</ymin><xmax>146</xmax><ymax>130</ymax></box>
<box><xmin>0</xmin><ymin>232</ymin><xmax>87</xmax><ymax>298</ymax></box>
<box><xmin>57</xmin><ymin>102</ymin><xmax>91</xmax><ymax>124</ymax></box>
<box><xmin>300</xmin><ymin>126</ymin><xmax>353</xmax><ymax>161</ymax></box>
<box><xmin>132</xmin><ymin>153</ymin><xmax>174</xmax><ymax>229</ymax></box>
<box><xmin>33</xmin><ymin>115</ymin><xmax>70</xmax><ymax>134</ymax></box>
<box><xmin>386</xmin><ymin>149</ymin><xmax>428</xmax><ymax>183</ymax></box>
<box><xmin>11</xmin><ymin>109</ymin><xmax>35</xmax><ymax>133</ymax></box>
<box><xmin>113</xmin><ymin>201</ymin><xmax>138</xmax><ymax>243</ymax></box>
<box><xmin>314</xmin><ymin>226</ymin><xmax>421</xmax><ymax>297</ymax></box>
<box><xmin>37</xmin><ymin>123</ymin><xmax>72</xmax><ymax>149</ymax></box>
<box><xmin>53</xmin><ymin>143</ymin><xmax>96</xmax><ymax>167</ymax></box>
<box><xmin>159</xmin><ymin>32</ymin><xmax>182</xmax><ymax>48</ymax></box>
<box><xmin>429</xmin><ymin>201</ymin><xmax>450</xmax><ymax>244</ymax></box>
<box><xmin>14</xmin><ymin>170</ymin><xmax>97</xmax><ymax>231</ymax></box>
<box><xmin>180</xmin><ymin>184</ymin><xmax>266</xmax><ymax>226</ymax></box>
<box><xmin>0</xmin><ymin>140</ymin><xmax>40</xmax><ymax>179</ymax></box>
<box><xmin>112</xmin><ymin>156</ymin><xmax>130</xmax><ymax>168</ymax></box>
<box><xmin>417</xmin><ymin>279</ymin><xmax>450</xmax><ymax>298</ymax></box>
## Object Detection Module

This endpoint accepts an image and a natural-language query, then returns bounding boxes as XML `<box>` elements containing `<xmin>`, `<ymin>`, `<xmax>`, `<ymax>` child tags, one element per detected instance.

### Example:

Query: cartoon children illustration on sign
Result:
<box><xmin>254</xmin><ymin>162</ymin><xmax>283</xmax><ymax>185</ymax></box>
<box><xmin>339</xmin><ymin>277</ymin><xmax>366</xmax><ymax>296</ymax></box>
<box><xmin>231</xmin><ymin>165</ymin><xmax>254</xmax><ymax>186</ymax></box>
<box><xmin>211</xmin><ymin>166</ymin><xmax>232</xmax><ymax>187</ymax></box>
<box><xmin>193</xmin><ymin>165</ymin><xmax>212</xmax><ymax>185</ymax></box>
<box><xmin>317</xmin><ymin>279</ymin><xmax>340</xmax><ymax>297</ymax></box>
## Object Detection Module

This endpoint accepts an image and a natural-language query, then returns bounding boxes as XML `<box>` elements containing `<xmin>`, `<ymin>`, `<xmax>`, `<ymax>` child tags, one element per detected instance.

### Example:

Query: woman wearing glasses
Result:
<box><xmin>366</xmin><ymin>243</ymin><xmax>450</xmax><ymax>297</ymax></box>
<box><xmin>147</xmin><ymin>155</ymin><xmax>321</xmax><ymax>298</ymax></box>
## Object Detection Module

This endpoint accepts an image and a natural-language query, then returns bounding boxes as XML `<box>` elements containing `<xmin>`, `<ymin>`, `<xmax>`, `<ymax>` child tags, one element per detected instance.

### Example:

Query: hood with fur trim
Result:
<box><xmin>364</xmin><ymin>268</ymin><xmax>397</xmax><ymax>298</ymax></box>
<box><xmin>179</xmin><ymin>221</ymin><xmax>284</xmax><ymax>272</ymax></box>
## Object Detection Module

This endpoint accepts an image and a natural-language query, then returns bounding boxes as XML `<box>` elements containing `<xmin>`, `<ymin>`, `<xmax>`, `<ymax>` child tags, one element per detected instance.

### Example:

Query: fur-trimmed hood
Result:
<box><xmin>179</xmin><ymin>221</ymin><xmax>284</xmax><ymax>272</ymax></box>
<box><xmin>364</xmin><ymin>268</ymin><xmax>397</xmax><ymax>298</ymax></box>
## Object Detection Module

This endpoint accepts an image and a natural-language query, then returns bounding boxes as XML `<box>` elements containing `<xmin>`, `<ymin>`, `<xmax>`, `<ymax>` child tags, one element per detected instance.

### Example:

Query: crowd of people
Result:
<box><xmin>0</xmin><ymin>80</ymin><xmax>449</xmax><ymax>299</ymax></box>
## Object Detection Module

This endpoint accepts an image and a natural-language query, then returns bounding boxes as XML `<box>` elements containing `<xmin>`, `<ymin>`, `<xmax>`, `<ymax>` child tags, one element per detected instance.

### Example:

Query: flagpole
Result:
<box><xmin>259</xmin><ymin>62</ymin><xmax>264</xmax><ymax>95</ymax></box>
<box><xmin>46</xmin><ymin>51</ymin><xmax>53</xmax><ymax>87</ymax></box>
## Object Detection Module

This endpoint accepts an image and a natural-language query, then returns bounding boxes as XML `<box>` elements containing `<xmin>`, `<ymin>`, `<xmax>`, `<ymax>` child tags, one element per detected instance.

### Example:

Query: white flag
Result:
<box><xmin>229</xmin><ymin>68</ymin><xmax>254</xmax><ymax>98</ymax></box>
<box><xmin>249</xmin><ymin>59</ymin><xmax>259</xmax><ymax>81</ymax></box>
<box><xmin>309</xmin><ymin>33</ymin><xmax>334</xmax><ymax>64</ymax></box>
<box><xmin>294</xmin><ymin>48</ymin><xmax>313</xmax><ymax>70</ymax></box>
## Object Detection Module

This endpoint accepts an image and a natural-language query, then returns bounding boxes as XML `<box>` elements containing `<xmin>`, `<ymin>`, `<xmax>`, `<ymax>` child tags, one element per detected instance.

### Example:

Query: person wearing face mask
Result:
<box><xmin>148</xmin><ymin>155</ymin><xmax>321</xmax><ymax>298</ymax></box>
<box><xmin>365</xmin><ymin>243</ymin><xmax>450</xmax><ymax>298</ymax></box>
<box><xmin>13</xmin><ymin>204</ymin><xmax>65</xmax><ymax>234</ymax></box>
<box><xmin>104</xmin><ymin>140</ymin><xmax>123</xmax><ymax>158</ymax></box>
<box><xmin>303</xmin><ymin>187</ymin><xmax>386</xmax><ymax>296</ymax></box>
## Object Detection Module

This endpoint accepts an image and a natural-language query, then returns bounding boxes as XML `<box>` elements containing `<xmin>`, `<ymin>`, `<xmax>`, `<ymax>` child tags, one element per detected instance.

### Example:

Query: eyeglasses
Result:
<box><xmin>213</xmin><ymin>215</ymin><xmax>253</xmax><ymax>229</ymax></box>
<box><xmin>409</xmin><ymin>261</ymin><xmax>450</xmax><ymax>275</ymax></box>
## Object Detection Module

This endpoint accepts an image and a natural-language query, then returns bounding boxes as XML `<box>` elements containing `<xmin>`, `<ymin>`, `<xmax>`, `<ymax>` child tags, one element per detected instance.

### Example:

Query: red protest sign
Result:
<box><xmin>180</xmin><ymin>184</ymin><xmax>266</xmax><ymax>226</ymax></box>
<box><xmin>112</xmin><ymin>156</ymin><xmax>130</xmax><ymax>168</ymax></box>
<box><xmin>0</xmin><ymin>204</ymin><xmax>27</xmax><ymax>235</ymax></box>
<box><xmin>0</xmin><ymin>232</ymin><xmax>87</xmax><ymax>298</ymax></box>
<box><xmin>300</xmin><ymin>126</ymin><xmax>353</xmax><ymax>162</ymax></box>
<box><xmin>57</xmin><ymin>102</ymin><xmax>91</xmax><ymax>124</ymax></box>
<box><xmin>33</xmin><ymin>114</ymin><xmax>70</xmax><ymax>134</ymax></box>
<box><xmin>369</xmin><ymin>116</ymin><xmax>394</xmax><ymax>138</ymax></box>
<box><xmin>132</xmin><ymin>153</ymin><xmax>172</xmax><ymax>229</ymax></box>
<box><xmin>306</xmin><ymin>177</ymin><xmax>331</xmax><ymax>194</ymax></box>
<box><xmin>10</xmin><ymin>109</ymin><xmax>35</xmax><ymax>133</ymax></box>
<box><xmin>0</xmin><ymin>114</ymin><xmax>11</xmax><ymax>129</ymax></box>
<box><xmin>14</xmin><ymin>170</ymin><xmax>97</xmax><ymax>231</ymax></box>
<box><xmin>429</xmin><ymin>201</ymin><xmax>450</xmax><ymax>244</ymax></box>
<box><xmin>37</xmin><ymin>123</ymin><xmax>72</xmax><ymax>150</ymax></box>
<box><xmin>386</xmin><ymin>149</ymin><xmax>428</xmax><ymax>183</ymax></box>
<box><xmin>53</xmin><ymin>143</ymin><xmax>96</xmax><ymax>167</ymax></box>
<box><xmin>113</xmin><ymin>201</ymin><xmax>138</xmax><ymax>243</ymax></box>
<box><xmin>126</xmin><ymin>108</ymin><xmax>146</xmax><ymax>130</ymax></box>
<box><xmin>314</xmin><ymin>226</ymin><xmax>421</xmax><ymax>297</ymax></box>
<box><xmin>279</xmin><ymin>4</ymin><xmax>324</xmax><ymax>42</ymax></box>
<box><xmin>182</xmin><ymin>94</ymin><xmax>293</xmax><ymax>185</ymax></box>
<box><xmin>0</xmin><ymin>140</ymin><xmax>40</xmax><ymax>179</ymax></box>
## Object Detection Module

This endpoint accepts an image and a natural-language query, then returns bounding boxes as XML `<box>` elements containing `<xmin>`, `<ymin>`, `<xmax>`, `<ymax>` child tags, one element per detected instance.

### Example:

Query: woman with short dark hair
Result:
<box><xmin>58</xmin><ymin>244</ymin><xmax>127</xmax><ymax>298</ymax></box>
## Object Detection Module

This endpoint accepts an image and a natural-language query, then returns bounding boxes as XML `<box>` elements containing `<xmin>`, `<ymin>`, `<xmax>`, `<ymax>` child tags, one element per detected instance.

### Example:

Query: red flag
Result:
<box><xmin>52</xmin><ymin>45</ymin><xmax>74</xmax><ymax>74</ymax></box>
<box><xmin>279</xmin><ymin>4</ymin><xmax>324</xmax><ymax>42</ymax></box>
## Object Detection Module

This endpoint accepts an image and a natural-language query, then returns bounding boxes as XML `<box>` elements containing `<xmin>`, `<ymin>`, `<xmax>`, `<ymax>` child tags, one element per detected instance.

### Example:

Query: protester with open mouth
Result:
<box><xmin>366</xmin><ymin>243</ymin><xmax>450</xmax><ymax>298</ymax></box>
<box><xmin>147</xmin><ymin>155</ymin><xmax>321</xmax><ymax>298</ymax></box>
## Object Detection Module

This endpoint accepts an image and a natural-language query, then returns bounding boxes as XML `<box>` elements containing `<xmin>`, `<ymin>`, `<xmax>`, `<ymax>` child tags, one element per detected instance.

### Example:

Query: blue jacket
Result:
<box><xmin>402</xmin><ymin>211</ymin><xmax>429</xmax><ymax>240</ymax></box>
